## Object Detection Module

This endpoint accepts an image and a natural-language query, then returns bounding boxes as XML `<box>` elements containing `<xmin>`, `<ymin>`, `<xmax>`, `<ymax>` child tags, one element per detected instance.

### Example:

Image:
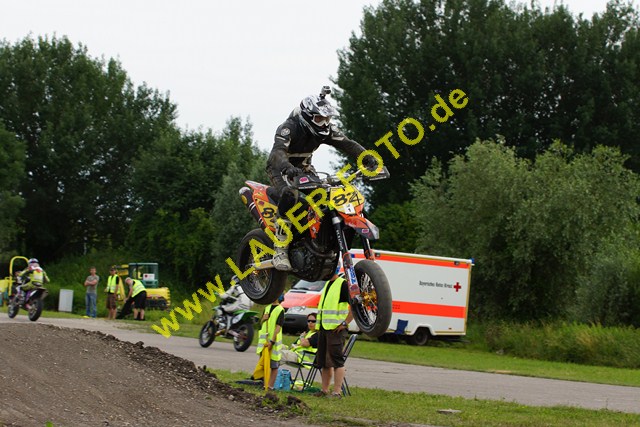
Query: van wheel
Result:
<box><xmin>405</xmin><ymin>328</ymin><xmax>429</xmax><ymax>346</ymax></box>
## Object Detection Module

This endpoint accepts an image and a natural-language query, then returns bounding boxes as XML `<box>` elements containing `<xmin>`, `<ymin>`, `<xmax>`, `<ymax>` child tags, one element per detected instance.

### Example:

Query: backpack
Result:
<box><xmin>273</xmin><ymin>368</ymin><xmax>292</xmax><ymax>391</ymax></box>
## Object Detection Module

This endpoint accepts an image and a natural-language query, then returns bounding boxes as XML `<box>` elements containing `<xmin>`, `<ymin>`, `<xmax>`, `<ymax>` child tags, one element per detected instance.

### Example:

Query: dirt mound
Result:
<box><xmin>0</xmin><ymin>323</ymin><xmax>304</xmax><ymax>426</ymax></box>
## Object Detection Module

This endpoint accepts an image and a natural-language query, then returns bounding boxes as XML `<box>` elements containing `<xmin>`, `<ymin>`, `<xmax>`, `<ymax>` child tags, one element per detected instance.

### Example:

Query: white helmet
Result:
<box><xmin>299</xmin><ymin>86</ymin><xmax>338</xmax><ymax>137</ymax></box>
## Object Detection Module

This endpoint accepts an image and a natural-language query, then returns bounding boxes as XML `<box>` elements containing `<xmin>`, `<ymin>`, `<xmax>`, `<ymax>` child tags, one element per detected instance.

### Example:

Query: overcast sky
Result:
<box><xmin>1</xmin><ymin>0</ymin><xmax>616</xmax><ymax>172</ymax></box>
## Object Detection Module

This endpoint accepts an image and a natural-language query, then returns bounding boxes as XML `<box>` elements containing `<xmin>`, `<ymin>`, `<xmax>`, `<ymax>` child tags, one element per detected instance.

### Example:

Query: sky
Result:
<box><xmin>1</xmin><ymin>0</ymin><xmax>616</xmax><ymax>173</ymax></box>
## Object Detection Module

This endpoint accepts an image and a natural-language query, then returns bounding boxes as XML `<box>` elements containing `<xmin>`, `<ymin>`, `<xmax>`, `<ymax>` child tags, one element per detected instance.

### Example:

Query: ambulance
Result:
<box><xmin>282</xmin><ymin>249</ymin><xmax>473</xmax><ymax>345</ymax></box>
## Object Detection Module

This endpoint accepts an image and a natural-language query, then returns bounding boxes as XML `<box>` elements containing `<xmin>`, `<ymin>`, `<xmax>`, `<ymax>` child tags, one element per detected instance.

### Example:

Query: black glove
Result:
<box><xmin>284</xmin><ymin>165</ymin><xmax>303</xmax><ymax>180</ymax></box>
<box><xmin>362</xmin><ymin>155</ymin><xmax>378</xmax><ymax>171</ymax></box>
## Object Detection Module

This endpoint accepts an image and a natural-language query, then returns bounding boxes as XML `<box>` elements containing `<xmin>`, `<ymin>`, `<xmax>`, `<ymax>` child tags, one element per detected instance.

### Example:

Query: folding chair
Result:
<box><xmin>285</xmin><ymin>349</ymin><xmax>317</xmax><ymax>391</ymax></box>
<box><xmin>340</xmin><ymin>333</ymin><xmax>357</xmax><ymax>396</ymax></box>
<box><xmin>288</xmin><ymin>333</ymin><xmax>358</xmax><ymax>396</ymax></box>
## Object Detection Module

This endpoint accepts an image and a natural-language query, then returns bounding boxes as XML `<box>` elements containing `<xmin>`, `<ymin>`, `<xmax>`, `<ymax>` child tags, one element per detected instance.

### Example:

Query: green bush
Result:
<box><xmin>574</xmin><ymin>234</ymin><xmax>640</xmax><ymax>327</ymax></box>
<box><xmin>43</xmin><ymin>249</ymin><xmax>131</xmax><ymax>315</ymax></box>
<box><xmin>482</xmin><ymin>321</ymin><xmax>640</xmax><ymax>369</ymax></box>
<box><xmin>412</xmin><ymin>140</ymin><xmax>640</xmax><ymax>322</ymax></box>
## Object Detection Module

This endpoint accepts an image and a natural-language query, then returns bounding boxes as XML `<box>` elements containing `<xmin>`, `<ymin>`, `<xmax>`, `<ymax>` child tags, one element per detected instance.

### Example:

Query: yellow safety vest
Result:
<box><xmin>294</xmin><ymin>330</ymin><xmax>317</xmax><ymax>364</ymax></box>
<box><xmin>106</xmin><ymin>275</ymin><xmax>119</xmax><ymax>293</ymax></box>
<box><xmin>317</xmin><ymin>277</ymin><xmax>350</xmax><ymax>330</ymax></box>
<box><xmin>131</xmin><ymin>280</ymin><xmax>146</xmax><ymax>297</ymax></box>
<box><xmin>255</xmin><ymin>304</ymin><xmax>284</xmax><ymax>361</ymax></box>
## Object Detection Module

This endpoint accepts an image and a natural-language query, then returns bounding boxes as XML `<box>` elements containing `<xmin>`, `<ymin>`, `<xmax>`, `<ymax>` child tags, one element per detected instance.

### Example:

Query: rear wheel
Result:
<box><xmin>7</xmin><ymin>297</ymin><xmax>18</xmax><ymax>318</ymax></box>
<box><xmin>199</xmin><ymin>321</ymin><xmax>216</xmax><ymax>347</ymax></box>
<box><xmin>351</xmin><ymin>260</ymin><xmax>392</xmax><ymax>338</ymax></box>
<box><xmin>236</xmin><ymin>229</ymin><xmax>287</xmax><ymax>304</ymax></box>
<box><xmin>28</xmin><ymin>298</ymin><xmax>43</xmax><ymax>321</ymax></box>
<box><xmin>405</xmin><ymin>327</ymin><xmax>429</xmax><ymax>346</ymax></box>
<box><xmin>233</xmin><ymin>322</ymin><xmax>254</xmax><ymax>352</ymax></box>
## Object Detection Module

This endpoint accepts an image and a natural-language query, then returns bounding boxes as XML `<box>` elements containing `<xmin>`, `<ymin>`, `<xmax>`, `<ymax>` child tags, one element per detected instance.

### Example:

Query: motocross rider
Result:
<box><xmin>217</xmin><ymin>278</ymin><xmax>252</xmax><ymax>329</ymax></box>
<box><xmin>266</xmin><ymin>86</ymin><xmax>377</xmax><ymax>271</ymax></box>
<box><xmin>16</xmin><ymin>258</ymin><xmax>50</xmax><ymax>302</ymax></box>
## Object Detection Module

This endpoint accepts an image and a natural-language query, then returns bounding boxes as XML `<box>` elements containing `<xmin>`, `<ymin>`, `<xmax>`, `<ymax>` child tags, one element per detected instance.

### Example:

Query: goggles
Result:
<box><xmin>312</xmin><ymin>114</ymin><xmax>331</xmax><ymax>127</ymax></box>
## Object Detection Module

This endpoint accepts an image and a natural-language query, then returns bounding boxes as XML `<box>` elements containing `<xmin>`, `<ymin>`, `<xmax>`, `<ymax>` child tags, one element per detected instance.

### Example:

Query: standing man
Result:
<box><xmin>315</xmin><ymin>271</ymin><xmax>353</xmax><ymax>398</ymax></box>
<box><xmin>83</xmin><ymin>266</ymin><xmax>99</xmax><ymax>318</ymax></box>
<box><xmin>105</xmin><ymin>266</ymin><xmax>120</xmax><ymax>320</ymax></box>
<box><xmin>125</xmin><ymin>277</ymin><xmax>146</xmax><ymax>321</ymax></box>
<box><xmin>252</xmin><ymin>294</ymin><xmax>285</xmax><ymax>390</ymax></box>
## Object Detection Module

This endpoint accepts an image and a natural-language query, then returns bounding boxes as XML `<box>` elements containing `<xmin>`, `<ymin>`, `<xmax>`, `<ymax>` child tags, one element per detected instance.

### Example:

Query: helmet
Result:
<box><xmin>299</xmin><ymin>88</ymin><xmax>338</xmax><ymax>137</ymax></box>
<box><xmin>28</xmin><ymin>258</ymin><xmax>39</xmax><ymax>265</ymax></box>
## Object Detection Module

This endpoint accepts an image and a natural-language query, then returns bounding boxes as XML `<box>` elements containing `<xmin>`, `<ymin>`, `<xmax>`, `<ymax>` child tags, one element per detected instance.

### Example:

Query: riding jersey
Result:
<box><xmin>266</xmin><ymin>107</ymin><xmax>367</xmax><ymax>188</ymax></box>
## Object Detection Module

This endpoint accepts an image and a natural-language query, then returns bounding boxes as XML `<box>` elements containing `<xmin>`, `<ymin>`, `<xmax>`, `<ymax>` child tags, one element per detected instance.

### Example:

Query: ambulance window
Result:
<box><xmin>292</xmin><ymin>280</ymin><xmax>325</xmax><ymax>291</ymax></box>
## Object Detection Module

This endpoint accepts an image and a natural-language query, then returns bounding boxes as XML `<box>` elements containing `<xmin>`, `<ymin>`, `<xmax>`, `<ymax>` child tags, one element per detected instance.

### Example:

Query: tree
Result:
<box><xmin>208</xmin><ymin>159</ymin><xmax>269</xmax><ymax>280</ymax></box>
<box><xmin>0</xmin><ymin>35</ymin><xmax>177</xmax><ymax>259</ymax></box>
<box><xmin>412</xmin><ymin>139</ymin><xmax>640</xmax><ymax>321</ymax></box>
<box><xmin>335</xmin><ymin>0</ymin><xmax>640</xmax><ymax>206</ymax></box>
<box><xmin>127</xmin><ymin>118</ymin><xmax>267</xmax><ymax>286</ymax></box>
<box><xmin>368</xmin><ymin>202</ymin><xmax>419</xmax><ymax>252</ymax></box>
<box><xmin>0</xmin><ymin>123</ymin><xmax>25</xmax><ymax>256</ymax></box>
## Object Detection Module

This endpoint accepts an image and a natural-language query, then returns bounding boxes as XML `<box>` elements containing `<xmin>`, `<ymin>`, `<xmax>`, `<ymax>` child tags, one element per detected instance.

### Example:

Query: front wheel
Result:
<box><xmin>28</xmin><ymin>298</ymin><xmax>43</xmax><ymax>321</ymax></box>
<box><xmin>236</xmin><ymin>229</ymin><xmax>287</xmax><ymax>304</ymax></box>
<box><xmin>199</xmin><ymin>321</ymin><xmax>217</xmax><ymax>347</ymax></box>
<box><xmin>351</xmin><ymin>260</ymin><xmax>392</xmax><ymax>338</ymax></box>
<box><xmin>233</xmin><ymin>322</ymin><xmax>254</xmax><ymax>352</ymax></box>
<box><xmin>7</xmin><ymin>298</ymin><xmax>19</xmax><ymax>318</ymax></box>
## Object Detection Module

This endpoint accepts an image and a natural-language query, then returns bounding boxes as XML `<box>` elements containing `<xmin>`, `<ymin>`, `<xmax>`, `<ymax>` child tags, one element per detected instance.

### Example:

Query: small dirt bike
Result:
<box><xmin>236</xmin><ymin>167</ymin><xmax>393</xmax><ymax>337</ymax></box>
<box><xmin>7</xmin><ymin>285</ymin><xmax>48</xmax><ymax>322</ymax></box>
<box><xmin>199</xmin><ymin>306</ymin><xmax>259</xmax><ymax>352</ymax></box>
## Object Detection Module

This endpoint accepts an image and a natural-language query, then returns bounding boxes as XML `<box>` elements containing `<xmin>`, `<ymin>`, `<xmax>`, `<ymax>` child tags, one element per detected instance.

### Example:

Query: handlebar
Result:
<box><xmin>283</xmin><ymin>166</ymin><xmax>389</xmax><ymax>190</ymax></box>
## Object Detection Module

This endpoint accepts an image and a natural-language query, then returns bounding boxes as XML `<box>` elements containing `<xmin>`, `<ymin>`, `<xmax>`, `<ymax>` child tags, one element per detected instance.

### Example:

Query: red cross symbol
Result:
<box><xmin>454</xmin><ymin>282</ymin><xmax>461</xmax><ymax>292</ymax></box>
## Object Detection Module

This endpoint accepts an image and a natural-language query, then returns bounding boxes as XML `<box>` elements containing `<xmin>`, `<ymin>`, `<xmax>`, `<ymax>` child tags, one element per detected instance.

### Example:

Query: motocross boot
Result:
<box><xmin>272</xmin><ymin>218</ymin><xmax>292</xmax><ymax>271</ymax></box>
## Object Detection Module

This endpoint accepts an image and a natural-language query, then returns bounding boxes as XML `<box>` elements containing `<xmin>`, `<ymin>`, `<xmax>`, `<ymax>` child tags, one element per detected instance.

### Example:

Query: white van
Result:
<box><xmin>282</xmin><ymin>249</ymin><xmax>473</xmax><ymax>345</ymax></box>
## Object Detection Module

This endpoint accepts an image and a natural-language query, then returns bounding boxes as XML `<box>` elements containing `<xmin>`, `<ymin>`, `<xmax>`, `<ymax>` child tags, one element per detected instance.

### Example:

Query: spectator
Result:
<box><xmin>104</xmin><ymin>266</ymin><xmax>120</xmax><ymax>320</ymax></box>
<box><xmin>315</xmin><ymin>273</ymin><xmax>353</xmax><ymax>398</ymax></box>
<box><xmin>281</xmin><ymin>312</ymin><xmax>318</xmax><ymax>364</ymax></box>
<box><xmin>125</xmin><ymin>277</ymin><xmax>146</xmax><ymax>321</ymax></box>
<box><xmin>252</xmin><ymin>294</ymin><xmax>285</xmax><ymax>389</ymax></box>
<box><xmin>83</xmin><ymin>266</ymin><xmax>99</xmax><ymax>318</ymax></box>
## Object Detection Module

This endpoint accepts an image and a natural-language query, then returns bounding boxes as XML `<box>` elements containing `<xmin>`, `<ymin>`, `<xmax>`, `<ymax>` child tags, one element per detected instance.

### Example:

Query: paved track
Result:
<box><xmin>2</xmin><ymin>316</ymin><xmax>639</xmax><ymax>414</ymax></box>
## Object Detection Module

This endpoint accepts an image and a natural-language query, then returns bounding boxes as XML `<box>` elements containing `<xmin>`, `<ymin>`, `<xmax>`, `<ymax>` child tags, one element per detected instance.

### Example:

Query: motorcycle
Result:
<box><xmin>7</xmin><ymin>284</ymin><xmax>48</xmax><ymax>322</ymax></box>
<box><xmin>199</xmin><ymin>304</ymin><xmax>259</xmax><ymax>352</ymax></box>
<box><xmin>236</xmin><ymin>167</ymin><xmax>393</xmax><ymax>337</ymax></box>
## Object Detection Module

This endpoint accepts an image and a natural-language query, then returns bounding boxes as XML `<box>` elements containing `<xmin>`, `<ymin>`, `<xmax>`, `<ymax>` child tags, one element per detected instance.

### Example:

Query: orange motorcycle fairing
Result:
<box><xmin>239</xmin><ymin>181</ymin><xmax>278</xmax><ymax>232</ymax></box>
<box><xmin>342</xmin><ymin>215</ymin><xmax>379</xmax><ymax>240</ymax></box>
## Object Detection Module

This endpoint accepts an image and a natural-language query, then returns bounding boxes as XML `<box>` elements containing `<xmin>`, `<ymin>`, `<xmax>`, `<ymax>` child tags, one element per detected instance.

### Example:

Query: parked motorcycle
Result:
<box><xmin>236</xmin><ymin>167</ymin><xmax>393</xmax><ymax>337</ymax></box>
<box><xmin>199</xmin><ymin>306</ymin><xmax>259</xmax><ymax>352</ymax></box>
<box><xmin>7</xmin><ymin>285</ymin><xmax>48</xmax><ymax>322</ymax></box>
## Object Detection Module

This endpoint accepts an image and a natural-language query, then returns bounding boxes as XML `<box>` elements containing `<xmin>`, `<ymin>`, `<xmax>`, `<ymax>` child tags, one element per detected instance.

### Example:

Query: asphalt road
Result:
<box><xmin>2</xmin><ymin>315</ymin><xmax>639</xmax><ymax>414</ymax></box>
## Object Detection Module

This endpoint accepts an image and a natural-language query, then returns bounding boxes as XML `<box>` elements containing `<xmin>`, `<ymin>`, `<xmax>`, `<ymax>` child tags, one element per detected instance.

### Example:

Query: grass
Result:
<box><xmin>213</xmin><ymin>369</ymin><xmax>640</xmax><ymax>427</ymax></box>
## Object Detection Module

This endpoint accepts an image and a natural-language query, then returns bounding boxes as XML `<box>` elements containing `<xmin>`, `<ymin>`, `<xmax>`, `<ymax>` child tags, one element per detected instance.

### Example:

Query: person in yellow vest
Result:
<box><xmin>104</xmin><ymin>266</ymin><xmax>121</xmax><ymax>320</ymax></box>
<box><xmin>315</xmin><ymin>272</ymin><xmax>353</xmax><ymax>398</ymax></box>
<box><xmin>17</xmin><ymin>259</ymin><xmax>50</xmax><ymax>302</ymax></box>
<box><xmin>252</xmin><ymin>294</ymin><xmax>285</xmax><ymax>389</ymax></box>
<box><xmin>281</xmin><ymin>312</ymin><xmax>318</xmax><ymax>364</ymax></box>
<box><xmin>125</xmin><ymin>277</ymin><xmax>147</xmax><ymax>321</ymax></box>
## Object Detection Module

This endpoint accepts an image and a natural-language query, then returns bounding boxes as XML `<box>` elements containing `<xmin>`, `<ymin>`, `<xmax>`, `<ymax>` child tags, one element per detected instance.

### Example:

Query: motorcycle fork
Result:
<box><xmin>330</xmin><ymin>211</ymin><xmax>362</xmax><ymax>303</ymax></box>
